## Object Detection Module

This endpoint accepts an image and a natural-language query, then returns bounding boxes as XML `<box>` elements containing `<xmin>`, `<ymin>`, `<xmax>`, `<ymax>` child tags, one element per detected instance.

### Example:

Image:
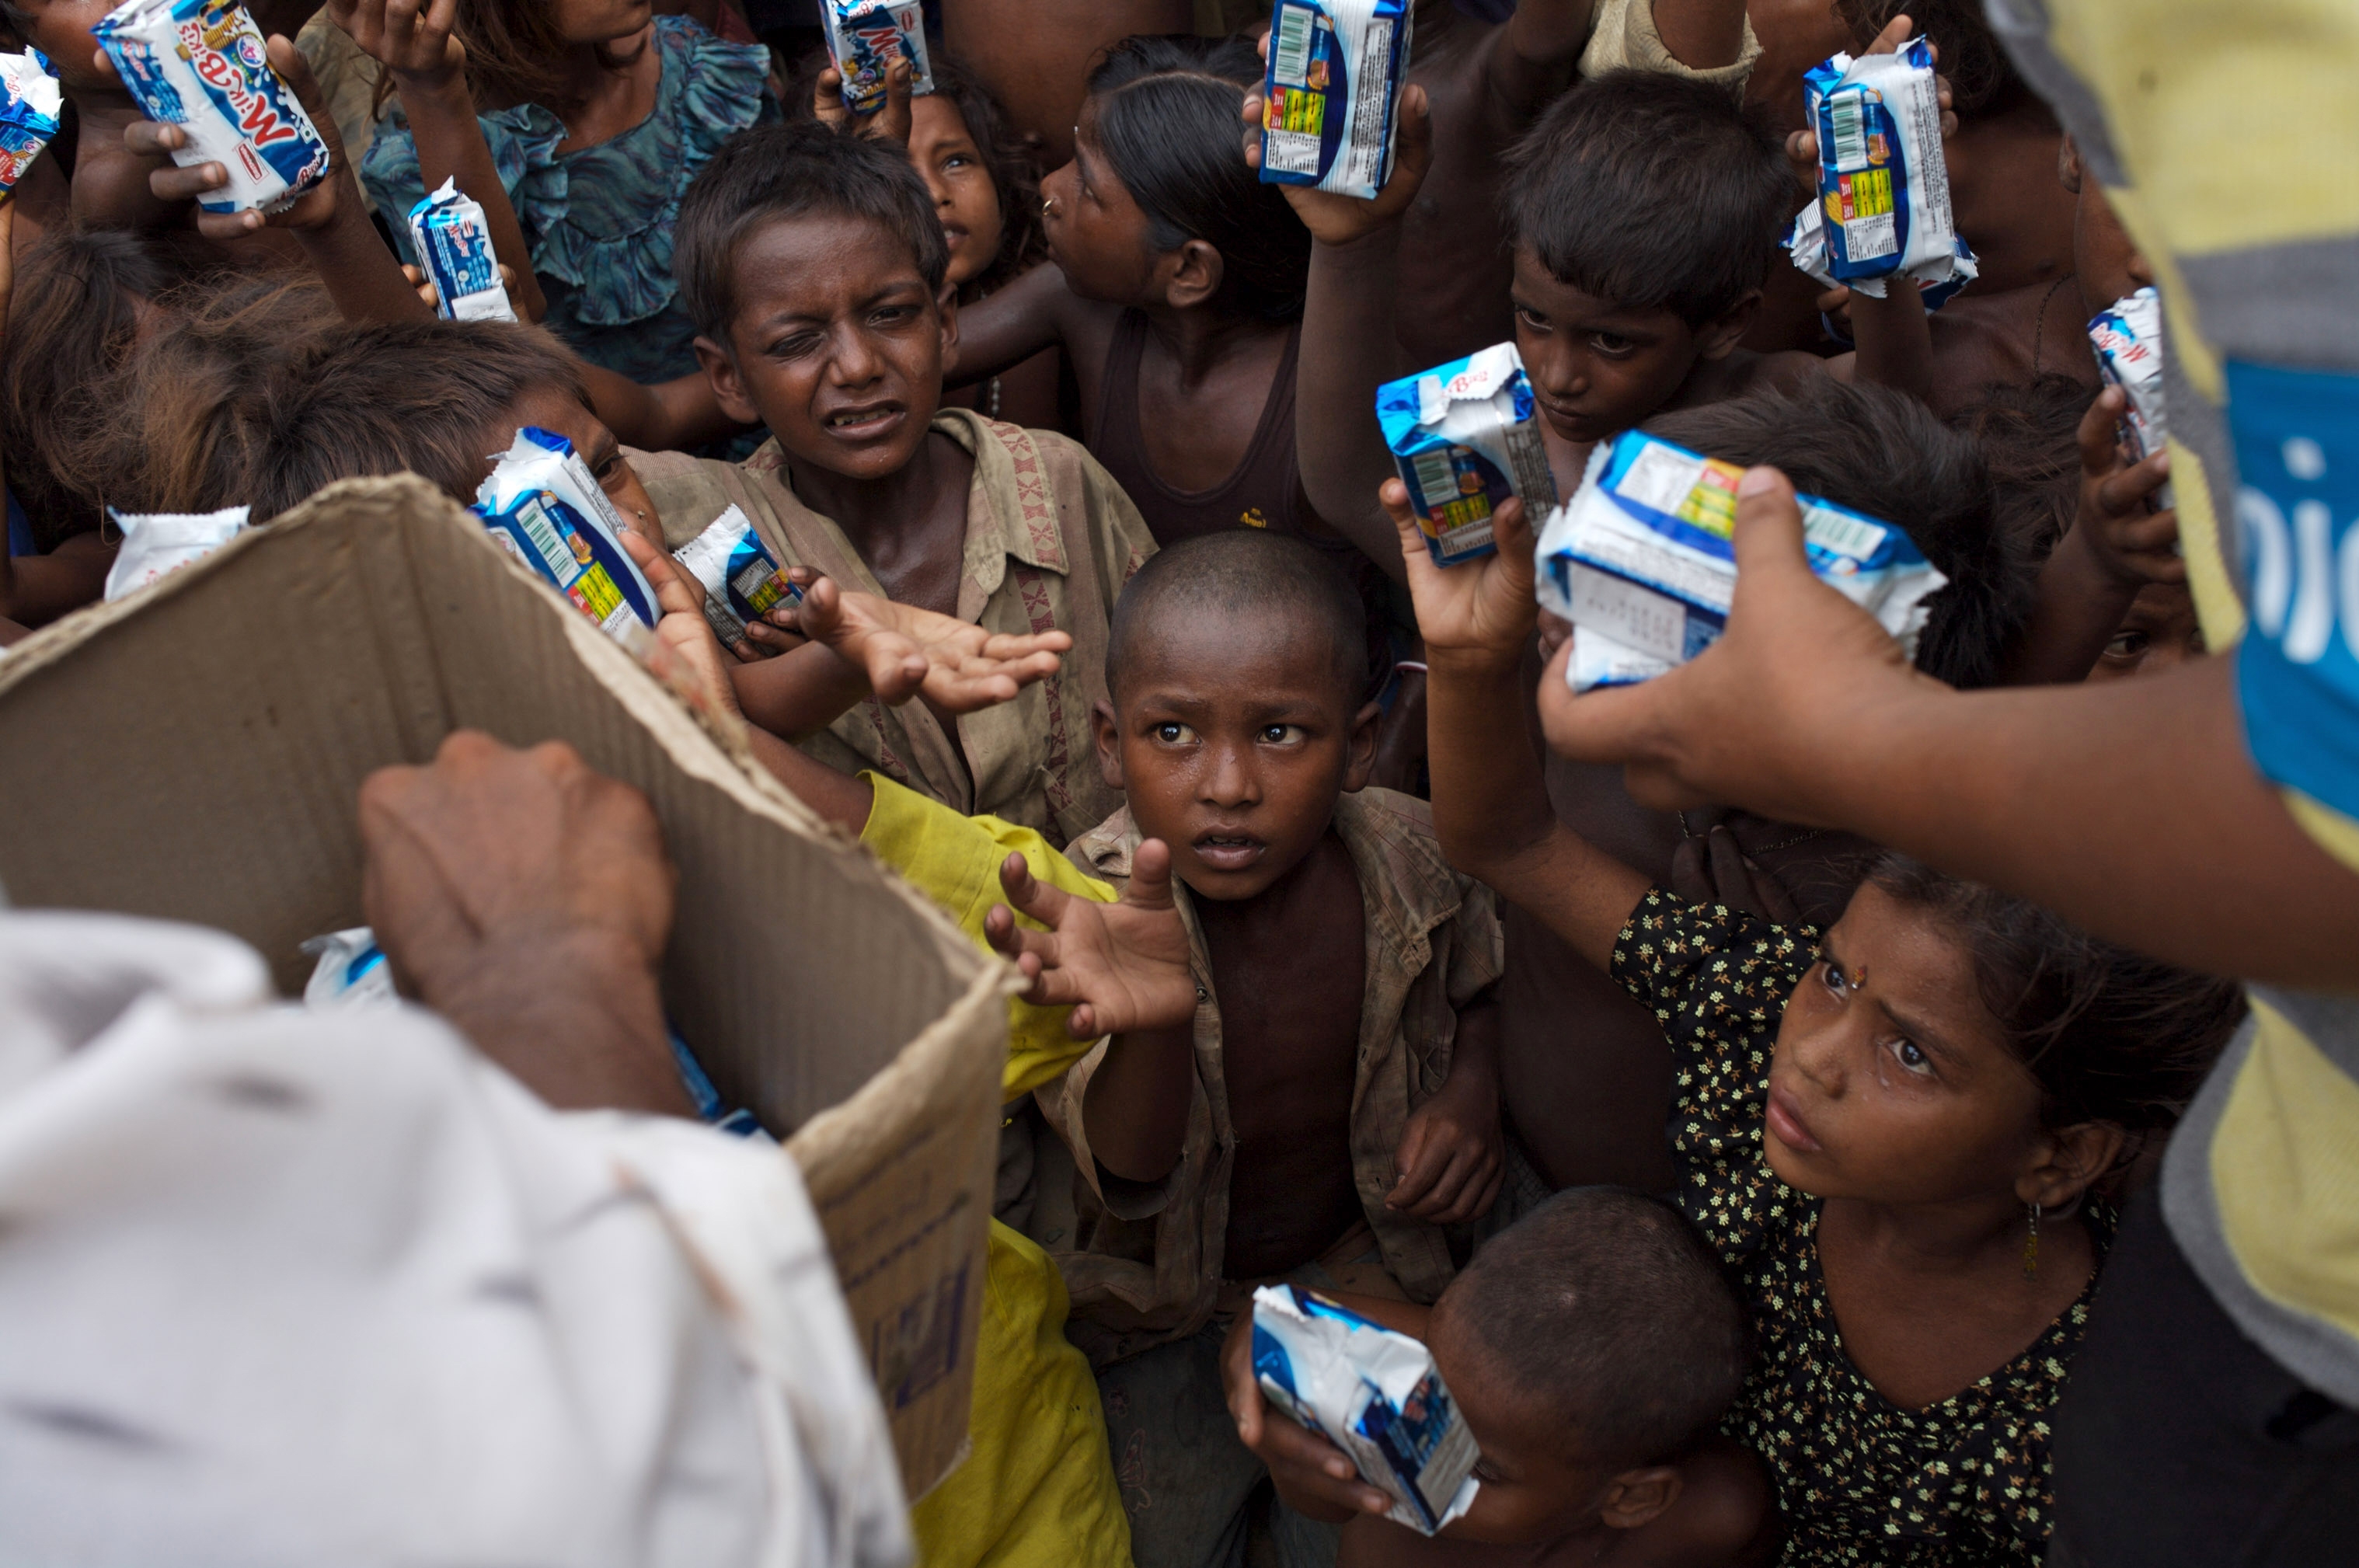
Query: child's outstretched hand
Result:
<box><xmin>111</xmin><ymin>35</ymin><xmax>347</xmax><ymax>238</ymax></box>
<box><xmin>1218</xmin><ymin>1312</ymin><xmax>1391</xmax><ymax>1524</ymax></box>
<box><xmin>767</xmin><ymin>570</ymin><xmax>1072</xmax><ymax>713</ymax></box>
<box><xmin>1538</xmin><ymin>465</ymin><xmax>1930</xmax><ymax>816</ymax></box>
<box><xmin>984</xmin><ymin>843</ymin><xmax>1195</xmax><ymax>1039</ymax></box>
<box><xmin>1387</xmin><ymin>479</ymin><xmax>1539</xmax><ymax>674</ymax></box>
<box><xmin>2069</xmin><ymin>386</ymin><xmax>2183</xmax><ymax>586</ymax></box>
<box><xmin>618</xmin><ymin>528</ymin><xmax>748</xmax><ymax>722</ymax></box>
<box><xmin>1239</xmin><ymin>30</ymin><xmax>1431</xmax><ymax>247</ymax></box>
<box><xmin>814</xmin><ymin>56</ymin><xmax>914</xmax><ymax>146</ymax></box>
<box><xmin>330</xmin><ymin>0</ymin><xmax>462</xmax><ymax>85</ymax></box>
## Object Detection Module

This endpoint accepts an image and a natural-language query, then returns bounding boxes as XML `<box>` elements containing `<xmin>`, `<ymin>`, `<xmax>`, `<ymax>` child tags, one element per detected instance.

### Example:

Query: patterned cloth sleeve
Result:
<box><xmin>1609</xmin><ymin>887</ymin><xmax>1821</xmax><ymax>1260</ymax></box>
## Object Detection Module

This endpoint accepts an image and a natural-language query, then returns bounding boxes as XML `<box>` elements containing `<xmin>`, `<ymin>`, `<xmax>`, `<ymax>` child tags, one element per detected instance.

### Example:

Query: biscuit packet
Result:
<box><xmin>1536</xmin><ymin>430</ymin><xmax>1946</xmax><ymax>691</ymax></box>
<box><xmin>472</xmin><ymin>427</ymin><xmax>660</xmax><ymax>641</ymax></box>
<box><xmin>1257</xmin><ymin>0</ymin><xmax>1413</xmax><ymax>200</ymax></box>
<box><xmin>674</xmin><ymin>505</ymin><xmax>803</xmax><ymax>650</ymax></box>
<box><xmin>1376</xmin><ymin>343</ymin><xmax>1559</xmax><ymax>566</ymax></box>
<box><xmin>103</xmin><ymin>505</ymin><xmax>250</xmax><ymax>601</ymax></box>
<box><xmin>1802</xmin><ymin>39</ymin><xmax>1961</xmax><ymax>289</ymax></box>
<box><xmin>1252</xmin><ymin>1284</ymin><xmax>1480</xmax><ymax>1535</ymax></box>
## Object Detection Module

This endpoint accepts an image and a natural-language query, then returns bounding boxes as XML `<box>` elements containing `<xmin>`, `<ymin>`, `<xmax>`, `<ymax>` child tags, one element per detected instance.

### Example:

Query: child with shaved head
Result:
<box><xmin>1225</xmin><ymin>1188</ymin><xmax>1776</xmax><ymax>1568</ymax></box>
<box><xmin>1038</xmin><ymin>528</ymin><xmax>1507</xmax><ymax>1568</ymax></box>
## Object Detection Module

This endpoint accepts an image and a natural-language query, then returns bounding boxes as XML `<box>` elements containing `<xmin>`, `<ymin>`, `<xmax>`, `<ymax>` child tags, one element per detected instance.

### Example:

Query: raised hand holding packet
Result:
<box><xmin>1376</xmin><ymin>343</ymin><xmax>1559</xmax><ymax>566</ymax></box>
<box><xmin>1258</xmin><ymin>0</ymin><xmax>1412</xmax><ymax>200</ymax></box>
<box><xmin>408</xmin><ymin>178</ymin><xmax>515</xmax><ymax>323</ymax></box>
<box><xmin>823</xmin><ymin>0</ymin><xmax>932</xmax><ymax>113</ymax></box>
<box><xmin>94</xmin><ymin>0</ymin><xmax>332</xmax><ymax>214</ymax></box>
<box><xmin>1802</xmin><ymin>39</ymin><xmax>1958</xmax><ymax>288</ymax></box>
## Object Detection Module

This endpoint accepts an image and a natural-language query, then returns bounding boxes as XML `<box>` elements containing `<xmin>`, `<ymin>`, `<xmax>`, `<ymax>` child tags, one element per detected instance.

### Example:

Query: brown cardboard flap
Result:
<box><xmin>0</xmin><ymin>476</ymin><xmax>1006</xmax><ymax>1493</ymax></box>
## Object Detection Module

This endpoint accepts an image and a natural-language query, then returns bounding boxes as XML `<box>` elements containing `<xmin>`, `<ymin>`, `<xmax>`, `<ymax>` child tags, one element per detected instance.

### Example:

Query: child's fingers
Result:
<box><xmin>813</xmin><ymin>66</ymin><xmax>848</xmax><ymax>129</ymax></box>
<box><xmin>2097</xmin><ymin>448</ymin><xmax>2173</xmax><ymax>517</ymax></box>
<box><xmin>1867</xmin><ymin>13</ymin><xmax>1911</xmax><ymax>53</ymax></box>
<box><xmin>874</xmin><ymin>57</ymin><xmax>914</xmax><ymax>145</ymax></box>
<box><xmin>2077</xmin><ymin>387</ymin><xmax>2130</xmax><ymax>479</ymax></box>
<box><xmin>1126</xmin><ymin>838</ymin><xmax>1180</xmax><ymax>915</ymax></box>
<box><xmin>997</xmin><ymin>850</ymin><xmax>1076</xmax><ymax>930</ymax></box>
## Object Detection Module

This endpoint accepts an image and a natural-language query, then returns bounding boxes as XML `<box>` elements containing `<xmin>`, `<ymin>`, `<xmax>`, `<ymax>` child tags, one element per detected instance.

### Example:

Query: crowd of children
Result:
<box><xmin>2</xmin><ymin>0</ymin><xmax>2353</xmax><ymax>1566</ymax></box>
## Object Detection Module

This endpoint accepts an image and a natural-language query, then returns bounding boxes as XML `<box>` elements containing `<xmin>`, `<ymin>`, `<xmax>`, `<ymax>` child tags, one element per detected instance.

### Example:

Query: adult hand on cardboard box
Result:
<box><xmin>359</xmin><ymin>731</ymin><xmax>694</xmax><ymax>1117</ymax></box>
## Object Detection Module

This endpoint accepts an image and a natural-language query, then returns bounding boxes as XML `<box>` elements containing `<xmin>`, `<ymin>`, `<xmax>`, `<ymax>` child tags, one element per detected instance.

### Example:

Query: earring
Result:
<box><xmin>1042</xmin><ymin>194</ymin><xmax>1058</xmax><ymax>216</ymax></box>
<box><xmin>2023</xmin><ymin>1201</ymin><xmax>2040</xmax><ymax>1280</ymax></box>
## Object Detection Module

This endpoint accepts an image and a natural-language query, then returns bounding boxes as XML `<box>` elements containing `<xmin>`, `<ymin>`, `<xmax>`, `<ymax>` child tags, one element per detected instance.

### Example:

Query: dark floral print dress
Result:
<box><xmin>1612</xmin><ymin>888</ymin><xmax>2111</xmax><ymax>1566</ymax></box>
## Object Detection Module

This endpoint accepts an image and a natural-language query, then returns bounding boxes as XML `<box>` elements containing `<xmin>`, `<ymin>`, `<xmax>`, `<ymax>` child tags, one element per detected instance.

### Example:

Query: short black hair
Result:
<box><xmin>1502</xmin><ymin>70</ymin><xmax>1793</xmax><ymax>329</ymax></box>
<box><xmin>1106</xmin><ymin>530</ymin><xmax>1368</xmax><ymax>706</ymax></box>
<box><xmin>672</xmin><ymin>120</ymin><xmax>950</xmax><ymax>345</ymax></box>
<box><xmin>1086</xmin><ymin>34</ymin><xmax>1310</xmax><ymax>321</ymax></box>
<box><xmin>1644</xmin><ymin>379</ymin><xmax>2032</xmax><ymax>690</ymax></box>
<box><xmin>1444</xmin><ymin>1189</ymin><xmax>1745</xmax><ymax>1469</ymax></box>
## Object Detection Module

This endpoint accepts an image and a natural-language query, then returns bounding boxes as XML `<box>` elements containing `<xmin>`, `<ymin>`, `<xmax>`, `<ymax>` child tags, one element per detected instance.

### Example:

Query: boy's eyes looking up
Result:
<box><xmin>1141</xmin><ymin>719</ymin><xmax>1312</xmax><ymax>747</ymax></box>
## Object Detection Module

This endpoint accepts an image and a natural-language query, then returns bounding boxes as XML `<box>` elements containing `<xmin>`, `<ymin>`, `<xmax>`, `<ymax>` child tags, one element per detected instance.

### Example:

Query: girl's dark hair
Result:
<box><xmin>3</xmin><ymin>231</ymin><xmax>179</xmax><ymax>549</ymax></box>
<box><xmin>1862</xmin><ymin>853</ymin><xmax>2245</xmax><ymax>1135</ymax></box>
<box><xmin>783</xmin><ymin>48</ymin><xmax>1047</xmax><ymax>297</ymax></box>
<box><xmin>1645</xmin><ymin>379</ymin><xmax>2033</xmax><ymax>690</ymax></box>
<box><xmin>98</xmin><ymin>294</ymin><xmax>589</xmax><ymax>520</ymax></box>
<box><xmin>1950</xmin><ymin>373</ymin><xmax>2093</xmax><ymax>564</ymax></box>
<box><xmin>1085</xmin><ymin>34</ymin><xmax>1310</xmax><ymax>321</ymax></box>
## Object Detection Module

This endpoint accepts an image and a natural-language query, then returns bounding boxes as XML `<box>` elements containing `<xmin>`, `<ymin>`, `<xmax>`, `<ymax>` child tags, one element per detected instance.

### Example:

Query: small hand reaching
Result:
<box><xmin>113</xmin><ymin>34</ymin><xmax>347</xmax><ymax>238</ymax></box>
<box><xmin>2069</xmin><ymin>385</ymin><xmax>2183</xmax><ymax>586</ymax></box>
<box><xmin>1783</xmin><ymin>16</ymin><xmax>1955</xmax><ymax>176</ymax></box>
<box><xmin>1385</xmin><ymin>479</ymin><xmax>1539</xmax><ymax>673</ymax></box>
<box><xmin>984</xmin><ymin>841</ymin><xmax>1196</xmax><ymax>1039</ymax></box>
<box><xmin>1239</xmin><ymin>29</ymin><xmax>1431</xmax><ymax>246</ymax></box>
<box><xmin>329</xmin><ymin>0</ymin><xmax>463</xmax><ymax>84</ymax></box>
<box><xmin>772</xmin><ymin>572</ymin><xmax>1072</xmax><ymax>713</ymax></box>
<box><xmin>814</xmin><ymin>55</ymin><xmax>914</xmax><ymax>145</ymax></box>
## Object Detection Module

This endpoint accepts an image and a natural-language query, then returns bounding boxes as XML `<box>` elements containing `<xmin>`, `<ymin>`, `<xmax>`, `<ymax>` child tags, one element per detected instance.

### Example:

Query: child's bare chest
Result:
<box><xmin>1134</xmin><ymin>332</ymin><xmax>1291</xmax><ymax>494</ymax></box>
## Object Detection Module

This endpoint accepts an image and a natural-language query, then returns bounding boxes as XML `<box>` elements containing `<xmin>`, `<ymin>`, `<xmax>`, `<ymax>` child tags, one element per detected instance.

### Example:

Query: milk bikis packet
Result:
<box><xmin>1376</xmin><ymin>343</ymin><xmax>1558</xmax><ymax>566</ymax></box>
<box><xmin>1258</xmin><ymin>0</ymin><xmax>1412</xmax><ymax>200</ymax></box>
<box><xmin>1535</xmin><ymin>430</ymin><xmax>1946</xmax><ymax>692</ymax></box>
<box><xmin>2089</xmin><ymin>287</ymin><xmax>2167</xmax><ymax>462</ymax></box>
<box><xmin>0</xmin><ymin>50</ymin><xmax>62</xmax><ymax>197</ymax></box>
<box><xmin>472</xmin><ymin>427</ymin><xmax>660</xmax><ymax>641</ymax></box>
<box><xmin>1803</xmin><ymin>39</ymin><xmax>1957</xmax><ymax>286</ymax></box>
<box><xmin>674</xmin><ymin>505</ymin><xmax>802</xmax><ymax>649</ymax></box>
<box><xmin>823</xmin><ymin>0</ymin><xmax>932</xmax><ymax>114</ymax></box>
<box><xmin>1783</xmin><ymin>199</ymin><xmax>1977</xmax><ymax>308</ymax></box>
<box><xmin>95</xmin><ymin>0</ymin><xmax>332</xmax><ymax>214</ymax></box>
<box><xmin>1252</xmin><ymin>1284</ymin><xmax>1480</xmax><ymax>1536</ymax></box>
<box><xmin>103</xmin><ymin>504</ymin><xmax>250</xmax><ymax>600</ymax></box>
<box><xmin>408</xmin><ymin>177</ymin><xmax>514</xmax><ymax>323</ymax></box>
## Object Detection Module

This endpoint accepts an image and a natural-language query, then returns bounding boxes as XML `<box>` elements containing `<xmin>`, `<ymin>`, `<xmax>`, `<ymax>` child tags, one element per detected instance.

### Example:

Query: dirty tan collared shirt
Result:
<box><xmin>1040</xmin><ymin>789</ymin><xmax>1505</xmax><ymax>1365</ymax></box>
<box><xmin>632</xmin><ymin>410</ymin><xmax>1155</xmax><ymax>847</ymax></box>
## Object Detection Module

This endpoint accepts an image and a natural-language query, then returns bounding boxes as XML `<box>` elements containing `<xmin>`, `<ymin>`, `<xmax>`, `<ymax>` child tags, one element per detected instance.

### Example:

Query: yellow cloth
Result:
<box><xmin>861</xmin><ymin>776</ymin><xmax>1132</xmax><ymax>1568</ymax></box>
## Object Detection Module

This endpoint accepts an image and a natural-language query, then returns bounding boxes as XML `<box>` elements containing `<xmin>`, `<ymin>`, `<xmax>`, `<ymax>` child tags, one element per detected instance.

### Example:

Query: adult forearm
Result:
<box><xmin>1299</xmin><ymin>229</ymin><xmax>1415</xmax><ymax>578</ymax></box>
<box><xmin>1082</xmin><ymin>1021</ymin><xmax>1195</xmax><ymax>1184</ymax></box>
<box><xmin>424</xmin><ymin>929</ymin><xmax>692</xmax><ymax>1115</ymax></box>
<box><xmin>1797</xmin><ymin>655</ymin><xmax>2359</xmax><ymax>984</ymax></box>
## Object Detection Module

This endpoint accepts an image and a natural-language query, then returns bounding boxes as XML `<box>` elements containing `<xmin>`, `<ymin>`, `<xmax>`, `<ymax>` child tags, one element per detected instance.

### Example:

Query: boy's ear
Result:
<box><xmin>936</xmin><ymin>282</ymin><xmax>960</xmax><ymax>384</ymax></box>
<box><xmin>693</xmin><ymin>334</ymin><xmax>762</xmax><ymax>426</ymax></box>
<box><xmin>1598</xmin><ymin>1465</ymin><xmax>1684</xmax><ymax>1531</ymax></box>
<box><xmin>1340</xmin><ymin>698</ymin><xmax>1383</xmax><ymax>795</ymax></box>
<box><xmin>1162</xmin><ymin>239</ymin><xmax>1227</xmax><ymax>312</ymax></box>
<box><xmin>2020</xmin><ymin>1120</ymin><xmax>2127</xmax><ymax>1212</ymax></box>
<box><xmin>2057</xmin><ymin>134</ymin><xmax>2084</xmax><ymax>196</ymax></box>
<box><xmin>1695</xmin><ymin>291</ymin><xmax>1761</xmax><ymax>363</ymax></box>
<box><xmin>1092</xmin><ymin>698</ymin><xmax>1126</xmax><ymax>791</ymax></box>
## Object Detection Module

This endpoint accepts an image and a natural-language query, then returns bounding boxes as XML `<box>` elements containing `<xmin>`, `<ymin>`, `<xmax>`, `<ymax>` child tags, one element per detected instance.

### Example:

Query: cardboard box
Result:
<box><xmin>0</xmin><ymin>476</ymin><xmax>1007</xmax><ymax>1497</ymax></box>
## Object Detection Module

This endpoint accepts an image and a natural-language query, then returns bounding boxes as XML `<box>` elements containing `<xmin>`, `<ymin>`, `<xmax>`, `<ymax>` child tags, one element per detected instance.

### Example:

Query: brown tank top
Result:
<box><xmin>1092</xmin><ymin>309</ymin><xmax>1399</xmax><ymax>697</ymax></box>
<box><xmin>1092</xmin><ymin>309</ymin><xmax>1306</xmax><ymax>547</ymax></box>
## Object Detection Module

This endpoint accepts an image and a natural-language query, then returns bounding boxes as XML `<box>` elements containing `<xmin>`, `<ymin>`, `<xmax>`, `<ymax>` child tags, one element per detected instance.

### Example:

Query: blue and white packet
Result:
<box><xmin>103</xmin><ymin>504</ymin><xmax>249</xmax><ymax>601</ymax></box>
<box><xmin>301</xmin><ymin>926</ymin><xmax>397</xmax><ymax>1009</ymax></box>
<box><xmin>0</xmin><ymin>50</ymin><xmax>61</xmax><ymax>198</ymax></box>
<box><xmin>1784</xmin><ymin>198</ymin><xmax>1977</xmax><ymax>308</ymax></box>
<box><xmin>1802</xmin><ymin>40</ymin><xmax>1958</xmax><ymax>287</ymax></box>
<box><xmin>1535</xmin><ymin>430</ymin><xmax>1946</xmax><ymax>691</ymax></box>
<box><xmin>95</xmin><ymin>0</ymin><xmax>331</xmax><ymax>214</ymax></box>
<box><xmin>408</xmin><ymin>177</ymin><xmax>514</xmax><ymax>323</ymax></box>
<box><xmin>1376</xmin><ymin>343</ymin><xmax>1558</xmax><ymax>566</ymax></box>
<box><xmin>1258</xmin><ymin>0</ymin><xmax>1412</xmax><ymax>200</ymax></box>
<box><xmin>823</xmin><ymin>0</ymin><xmax>932</xmax><ymax>113</ymax></box>
<box><xmin>2089</xmin><ymin>287</ymin><xmax>2167</xmax><ymax>462</ymax></box>
<box><xmin>1252</xmin><ymin>1284</ymin><xmax>1479</xmax><ymax>1535</ymax></box>
<box><xmin>472</xmin><ymin>427</ymin><xmax>660</xmax><ymax>642</ymax></box>
<box><xmin>674</xmin><ymin>505</ymin><xmax>801</xmax><ymax>650</ymax></box>
<box><xmin>669</xmin><ymin>1029</ymin><xmax>772</xmax><ymax>1141</ymax></box>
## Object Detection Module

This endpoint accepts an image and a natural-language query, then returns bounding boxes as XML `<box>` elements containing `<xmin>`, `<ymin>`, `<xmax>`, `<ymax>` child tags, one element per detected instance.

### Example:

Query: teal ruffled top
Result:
<box><xmin>363</xmin><ymin>16</ymin><xmax>777</xmax><ymax>382</ymax></box>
